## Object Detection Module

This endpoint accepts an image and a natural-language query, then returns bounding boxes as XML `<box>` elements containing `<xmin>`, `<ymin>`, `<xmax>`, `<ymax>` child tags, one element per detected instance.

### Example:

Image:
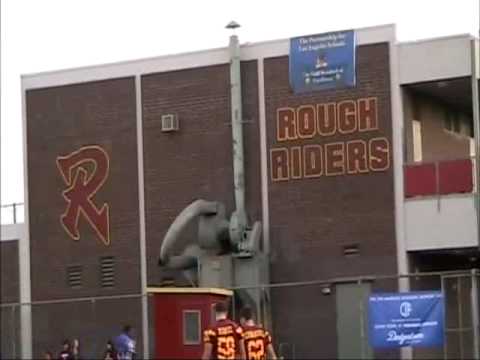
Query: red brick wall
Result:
<box><xmin>141</xmin><ymin>61</ymin><xmax>262</xmax><ymax>285</ymax></box>
<box><xmin>264</xmin><ymin>43</ymin><xmax>397</xmax><ymax>358</ymax></box>
<box><xmin>26</xmin><ymin>78</ymin><xmax>142</xmax><ymax>356</ymax></box>
<box><xmin>0</xmin><ymin>240</ymin><xmax>20</xmax><ymax>359</ymax></box>
<box><xmin>26</xmin><ymin>78</ymin><xmax>141</xmax><ymax>300</ymax></box>
<box><xmin>0</xmin><ymin>240</ymin><xmax>19</xmax><ymax>303</ymax></box>
<box><xmin>265</xmin><ymin>43</ymin><xmax>396</xmax><ymax>280</ymax></box>
<box><xmin>24</xmin><ymin>42</ymin><xmax>398</xmax><ymax>359</ymax></box>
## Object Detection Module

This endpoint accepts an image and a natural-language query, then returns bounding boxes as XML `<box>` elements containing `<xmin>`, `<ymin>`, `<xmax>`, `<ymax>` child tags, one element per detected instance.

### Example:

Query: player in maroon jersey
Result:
<box><xmin>202</xmin><ymin>302</ymin><xmax>246</xmax><ymax>360</ymax></box>
<box><xmin>240</xmin><ymin>307</ymin><xmax>277</xmax><ymax>360</ymax></box>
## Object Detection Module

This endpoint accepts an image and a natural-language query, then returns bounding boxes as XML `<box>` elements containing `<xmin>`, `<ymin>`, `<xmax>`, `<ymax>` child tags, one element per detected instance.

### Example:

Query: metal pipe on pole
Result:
<box><xmin>135</xmin><ymin>75</ymin><xmax>150</xmax><ymax>360</ymax></box>
<box><xmin>227</xmin><ymin>21</ymin><xmax>248</xmax><ymax>245</ymax></box>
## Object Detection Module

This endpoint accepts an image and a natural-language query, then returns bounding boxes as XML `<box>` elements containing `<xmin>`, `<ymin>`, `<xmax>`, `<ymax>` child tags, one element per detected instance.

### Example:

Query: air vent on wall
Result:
<box><xmin>100</xmin><ymin>256</ymin><xmax>115</xmax><ymax>288</ymax></box>
<box><xmin>67</xmin><ymin>265</ymin><xmax>83</xmax><ymax>289</ymax></box>
<box><xmin>161</xmin><ymin>114</ymin><xmax>179</xmax><ymax>132</ymax></box>
<box><xmin>343</xmin><ymin>244</ymin><xmax>360</xmax><ymax>257</ymax></box>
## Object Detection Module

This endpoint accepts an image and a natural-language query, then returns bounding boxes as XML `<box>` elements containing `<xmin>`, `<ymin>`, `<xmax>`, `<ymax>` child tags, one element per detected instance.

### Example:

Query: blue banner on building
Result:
<box><xmin>289</xmin><ymin>30</ymin><xmax>356</xmax><ymax>93</ymax></box>
<box><xmin>368</xmin><ymin>291</ymin><xmax>445</xmax><ymax>348</ymax></box>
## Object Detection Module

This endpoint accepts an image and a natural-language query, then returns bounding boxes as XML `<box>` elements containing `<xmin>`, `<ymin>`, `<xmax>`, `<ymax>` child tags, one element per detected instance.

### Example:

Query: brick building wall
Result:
<box><xmin>1</xmin><ymin>240</ymin><xmax>19</xmax><ymax>303</ymax></box>
<box><xmin>0</xmin><ymin>240</ymin><xmax>20</xmax><ymax>359</ymax></box>
<box><xmin>23</xmin><ymin>35</ymin><xmax>399</xmax><ymax>359</ymax></box>
<box><xmin>142</xmin><ymin>61</ymin><xmax>262</xmax><ymax>286</ymax></box>
<box><xmin>25</xmin><ymin>77</ymin><xmax>143</xmax><ymax>357</ymax></box>
<box><xmin>264</xmin><ymin>43</ymin><xmax>397</xmax><ymax>357</ymax></box>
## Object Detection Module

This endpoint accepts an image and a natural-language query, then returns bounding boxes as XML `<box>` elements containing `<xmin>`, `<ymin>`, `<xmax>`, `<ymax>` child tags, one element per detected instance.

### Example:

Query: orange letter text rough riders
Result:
<box><xmin>56</xmin><ymin>145</ymin><xmax>110</xmax><ymax>246</ymax></box>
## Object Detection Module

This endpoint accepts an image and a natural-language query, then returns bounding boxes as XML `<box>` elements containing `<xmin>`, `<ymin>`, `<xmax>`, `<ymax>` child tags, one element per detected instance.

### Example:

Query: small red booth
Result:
<box><xmin>148</xmin><ymin>287</ymin><xmax>233</xmax><ymax>359</ymax></box>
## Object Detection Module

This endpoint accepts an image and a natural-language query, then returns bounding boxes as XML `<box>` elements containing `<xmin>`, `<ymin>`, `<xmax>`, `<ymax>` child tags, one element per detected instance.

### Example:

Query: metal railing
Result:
<box><xmin>404</xmin><ymin>157</ymin><xmax>476</xmax><ymax>198</ymax></box>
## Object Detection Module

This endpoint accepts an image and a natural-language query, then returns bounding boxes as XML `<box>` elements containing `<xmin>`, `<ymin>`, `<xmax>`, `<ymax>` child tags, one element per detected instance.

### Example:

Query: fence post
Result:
<box><xmin>91</xmin><ymin>298</ymin><xmax>96</xmax><ymax>358</ymax></box>
<box><xmin>458</xmin><ymin>276</ymin><xmax>465</xmax><ymax>359</ymax></box>
<box><xmin>11</xmin><ymin>305</ymin><xmax>17</xmax><ymax>359</ymax></box>
<box><xmin>470</xmin><ymin>38</ymin><xmax>480</xmax><ymax>253</ymax></box>
<box><xmin>441</xmin><ymin>275</ymin><xmax>448</xmax><ymax>360</ymax></box>
<box><xmin>471</xmin><ymin>269</ymin><xmax>480</xmax><ymax>360</ymax></box>
<box><xmin>399</xmin><ymin>274</ymin><xmax>412</xmax><ymax>360</ymax></box>
<box><xmin>232</xmin><ymin>291</ymin><xmax>236</xmax><ymax>321</ymax></box>
<box><xmin>358</xmin><ymin>279</ymin><xmax>366</xmax><ymax>360</ymax></box>
<box><xmin>436</xmin><ymin>161</ymin><xmax>441</xmax><ymax>211</ymax></box>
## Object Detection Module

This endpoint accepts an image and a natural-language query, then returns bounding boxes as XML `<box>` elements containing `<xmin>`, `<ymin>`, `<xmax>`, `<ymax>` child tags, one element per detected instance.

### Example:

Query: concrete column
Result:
<box><xmin>135</xmin><ymin>75</ymin><xmax>150</xmax><ymax>359</ymax></box>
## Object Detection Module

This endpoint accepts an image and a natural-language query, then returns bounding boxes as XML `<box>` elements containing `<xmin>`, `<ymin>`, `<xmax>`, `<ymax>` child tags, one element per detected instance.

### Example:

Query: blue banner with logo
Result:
<box><xmin>368</xmin><ymin>291</ymin><xmax>444</xmax><ymax>348</ymax></box>
<box><xmin>289</xmin><ymin>30</ymin><xmax>356</xmax><ymax>93</ymax></box>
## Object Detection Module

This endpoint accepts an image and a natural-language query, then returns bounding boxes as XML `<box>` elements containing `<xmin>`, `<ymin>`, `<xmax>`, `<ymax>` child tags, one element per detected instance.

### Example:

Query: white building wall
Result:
<box><xmin>399</xmin><ymin>35</ymin><xmax>473</xmax><ymax>84</ymax></box>
<box><xmin>1</xmin><ymin>224</ymin><xmax>25</xmax><ymax>242</ymax></box>
<box><xmin>405</xmin><ymin>195</ymin><xmax>478</xmax><ymax>251</ymax></box>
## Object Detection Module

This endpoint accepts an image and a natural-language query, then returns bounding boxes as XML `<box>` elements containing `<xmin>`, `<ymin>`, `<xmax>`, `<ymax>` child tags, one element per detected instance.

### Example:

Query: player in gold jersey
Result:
<box><xmin>202</xmin><ymin>302</ymin><xmax>246</xmax><ymax>360</ymax></box>
<box><xmin>240</xmin><ymin>307</ymin><xmax>278</xmax><ymax>360</ymax></box>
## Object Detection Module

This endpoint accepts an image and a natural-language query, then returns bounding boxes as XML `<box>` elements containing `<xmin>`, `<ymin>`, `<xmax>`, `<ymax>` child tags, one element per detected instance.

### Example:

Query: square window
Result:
<box><xmin>183</xmin><ymin>310</ymin><xmax>201</xmax><ymax>345</ymax></box>
<box><xmin>412</xmin><ymin>119</ymin><xmax>423</xmax><ymax>162</ymax></box>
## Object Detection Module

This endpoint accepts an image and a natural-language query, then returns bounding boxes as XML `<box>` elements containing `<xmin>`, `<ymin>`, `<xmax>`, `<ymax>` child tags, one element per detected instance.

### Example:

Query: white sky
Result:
<box><xmin>1</xmin><ymin>0</ymin><xmax>479</xmax><ymax>210</ymax></box>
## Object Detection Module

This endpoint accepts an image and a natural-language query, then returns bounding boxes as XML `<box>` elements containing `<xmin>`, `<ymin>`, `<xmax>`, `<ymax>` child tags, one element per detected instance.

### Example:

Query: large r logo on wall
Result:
<box><xmin>56</xmin><ymin>145</ymin><xmax>110</xmax><ymax>246</ymax></box>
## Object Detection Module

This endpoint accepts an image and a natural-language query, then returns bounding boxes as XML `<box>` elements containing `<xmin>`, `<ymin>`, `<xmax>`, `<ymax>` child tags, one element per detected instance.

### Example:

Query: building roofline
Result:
<box><xmin>20</xmin><ymin>44</ymin><xmax>227</xmax><ymax>80</ymax></box>
<box><xmin>399</xmin><ymin>33</ymin><xmax>477</xmax><ymax>46</ymax></box>
<box><xmin>21</xmin><ymin>23</ymin><xmax>395</xmax><ymax>83</ymax></box>
<box><xmin>147</xmin><ymin>287</ymin><xmax>233</xmax><ymax>296</ymax></box>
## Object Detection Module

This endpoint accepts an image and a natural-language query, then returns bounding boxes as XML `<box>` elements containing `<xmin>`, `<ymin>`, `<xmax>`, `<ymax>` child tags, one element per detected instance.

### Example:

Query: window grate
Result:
<box><xmin>67</xmin><ymin>265</ymin><xmax>83</xmax><ymax>288</ymax></box>
<box><xmin>100</xmin><ymin>256</ymin><xmax>115</xmax><ymax>288</ymax></box>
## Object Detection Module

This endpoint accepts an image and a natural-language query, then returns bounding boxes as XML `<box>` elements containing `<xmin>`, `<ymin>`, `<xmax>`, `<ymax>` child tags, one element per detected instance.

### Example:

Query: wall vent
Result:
<box><xmin>343</xmin><ymin>244</ymin><xmax>360</xmax><ymax>257</ymax></box>
<box><xmin>67</xmin><ymin>265</ymin><xmax>83</xmax><ymax>288</ymax></box>
<box><xmin>100</xmin><ymin>256</ymin><xmax>115</xmax><ymax>288</ymax></box>
<box><xmin>161</xmin><ymin>114</ymin><xmax>179</xmax><ymax>132</ymax></box>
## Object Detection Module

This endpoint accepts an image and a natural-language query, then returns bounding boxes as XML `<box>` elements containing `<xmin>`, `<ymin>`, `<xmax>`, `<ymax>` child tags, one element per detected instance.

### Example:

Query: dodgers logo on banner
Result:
<box><xmin>289</xmin><ymin>30</ymin><xmax>356</xmax><ymax>93</ymax></box>
<box><xmin>368</xmin><ymin>291</ymin><xmax>445</xmax><ymax>348</ymax></box>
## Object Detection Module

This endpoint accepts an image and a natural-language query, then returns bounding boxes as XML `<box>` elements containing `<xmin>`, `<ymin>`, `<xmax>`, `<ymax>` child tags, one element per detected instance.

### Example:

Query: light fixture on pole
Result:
<box><xmin>226</xmin><ymin>21</ymin><xmax>240</xmax><ymax>30</ymax></box>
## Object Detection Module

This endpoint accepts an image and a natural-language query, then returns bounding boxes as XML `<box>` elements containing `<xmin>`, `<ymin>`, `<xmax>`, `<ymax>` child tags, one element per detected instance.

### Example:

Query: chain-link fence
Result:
<box><xmin>1</xmin><ymin>270</ymin><xmax>478</xmax><ymax>359</ymax></box>
<box><xmin>230</xmin><ymin>270</ymin><xmax>480</xmax><ymax>360</ymax></box>
<box><xmin>1</xmin><ymin>294</ymin><xmax>146</xmax><ymax>359</ymax></box>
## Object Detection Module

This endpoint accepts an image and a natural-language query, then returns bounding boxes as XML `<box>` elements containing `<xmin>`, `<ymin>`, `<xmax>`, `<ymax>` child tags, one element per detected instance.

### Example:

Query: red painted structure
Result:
<box><xmin>404</xmin><ymin>163</ymin><xmax>437</xmax><ymax>197</ymax></box>
<box><xmin>404</xmin><ymin>159</ymin><xmax>473</xmax><ymax>197</ymax></box>
<box><xmin>149</xmin><ymin>287</ymin><xmax>233</xmax><ymax>359</ymax></box>
<box><xmin>438</xmin><ymin>159</ymin><xmax>473</xmax><ymax>195</ymax></box>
